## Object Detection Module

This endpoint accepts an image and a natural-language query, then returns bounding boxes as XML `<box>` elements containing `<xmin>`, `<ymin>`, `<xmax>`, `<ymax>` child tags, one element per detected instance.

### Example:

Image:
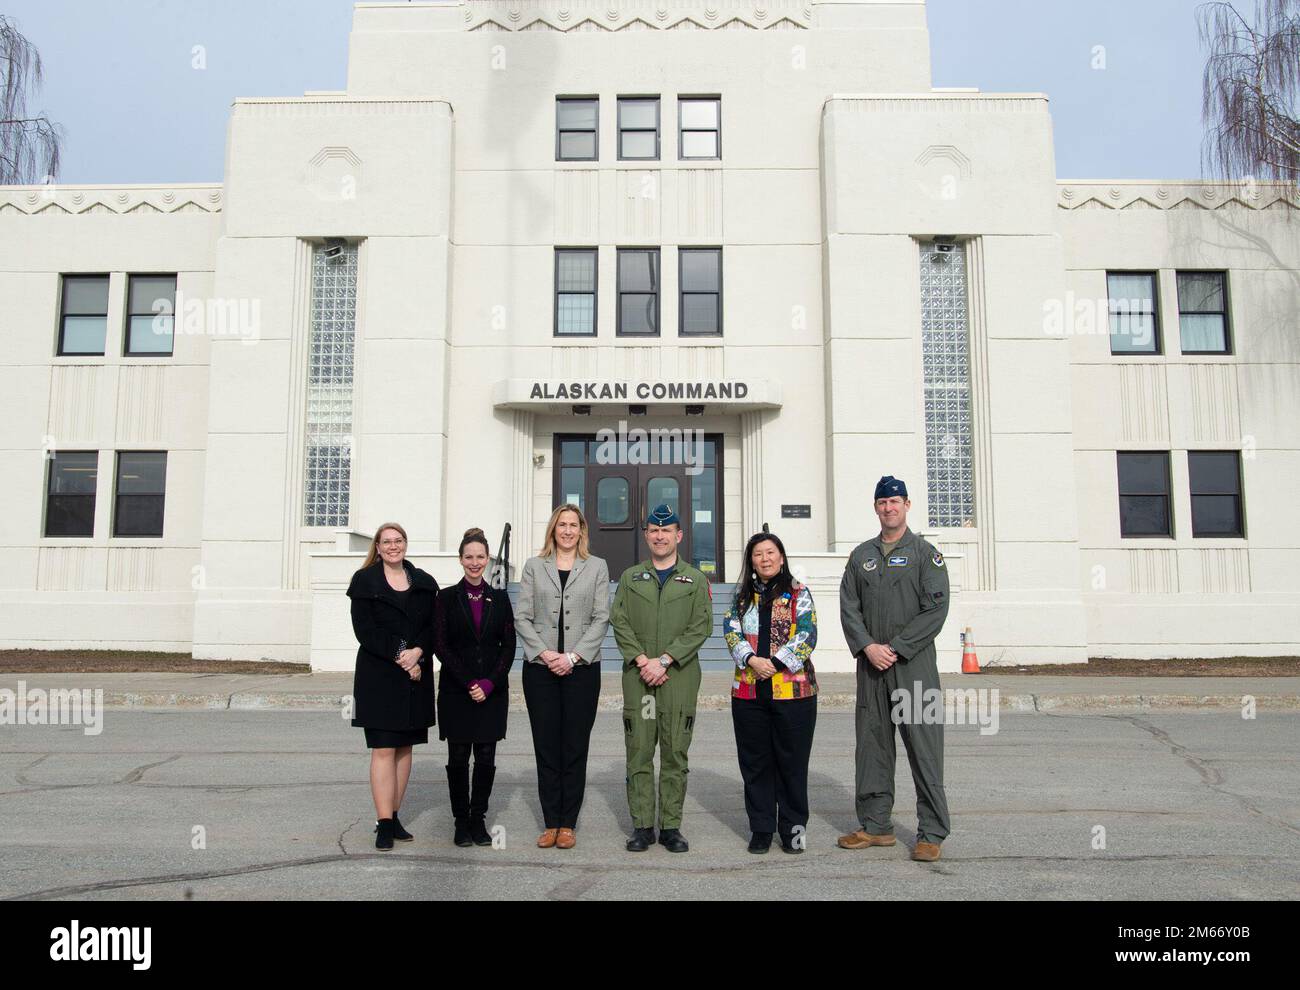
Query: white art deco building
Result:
<box><xmin>2</xmin><ymin>0</ymin><xmax>1297</xmax><ymax>671</ymax></box>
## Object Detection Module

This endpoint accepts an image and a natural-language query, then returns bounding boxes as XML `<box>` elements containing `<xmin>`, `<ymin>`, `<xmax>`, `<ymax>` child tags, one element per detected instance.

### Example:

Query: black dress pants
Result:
<box><xmin>731</xmin><ymin>678</ymin><xmax>817</xmax><ymax>837</ymax></box>
<box><xmin>523</xmin><ymin>660</ymin><xmax>601</xmax><ymax>829</ymax></box>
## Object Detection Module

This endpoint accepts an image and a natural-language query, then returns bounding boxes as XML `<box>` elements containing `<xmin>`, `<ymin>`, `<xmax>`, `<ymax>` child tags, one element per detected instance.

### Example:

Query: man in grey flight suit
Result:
<box><xmin>837</xmin><ymin>476</ymin><xmax>952</xmax><ymax>862</ymax></box>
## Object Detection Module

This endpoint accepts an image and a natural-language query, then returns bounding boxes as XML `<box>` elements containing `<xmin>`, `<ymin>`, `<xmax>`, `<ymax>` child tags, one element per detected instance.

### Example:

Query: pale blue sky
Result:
<box><xmin>7</xmin><ymin>0</ymin><xmax>1211</xmax><ymax>184</ymax></box>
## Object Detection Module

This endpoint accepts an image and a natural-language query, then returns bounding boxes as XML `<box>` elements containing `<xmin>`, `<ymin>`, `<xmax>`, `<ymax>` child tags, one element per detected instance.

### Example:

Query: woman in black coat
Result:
<box><xmin>434</xmin><ymin>527</ymin><xmax>516</xmax><ymax>848</ymax></box>
<box><xmin>347</xmin><ymin>522</ymin><xmax>439</xmax><ymax>851</ymax></box>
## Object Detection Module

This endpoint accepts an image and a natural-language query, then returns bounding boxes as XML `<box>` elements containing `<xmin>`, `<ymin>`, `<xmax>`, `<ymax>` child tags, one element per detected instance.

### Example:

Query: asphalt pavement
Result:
<box><xmin>1</xmin><ymin>701</ymin><xmax>1296</xmax><ymax>900</ymax></box>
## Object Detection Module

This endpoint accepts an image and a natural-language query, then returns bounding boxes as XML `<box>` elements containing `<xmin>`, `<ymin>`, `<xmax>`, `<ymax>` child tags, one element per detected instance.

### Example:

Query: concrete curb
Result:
<box><xmin>83</xmin><ymin>690</ymin><xmax>1300</xmax><ymax>714</ymax></box>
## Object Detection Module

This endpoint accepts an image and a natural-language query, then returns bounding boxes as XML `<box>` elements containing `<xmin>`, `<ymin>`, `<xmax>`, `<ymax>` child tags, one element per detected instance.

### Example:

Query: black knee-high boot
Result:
<box><xmin>446</xmin><ymin>764</ymin><xmax>472</xmax><ymax>848</ymax></box>
<box><xmin>468</xmin><ymin>763</ymin><xmax>496</xmax><ymax>847</ymax></box>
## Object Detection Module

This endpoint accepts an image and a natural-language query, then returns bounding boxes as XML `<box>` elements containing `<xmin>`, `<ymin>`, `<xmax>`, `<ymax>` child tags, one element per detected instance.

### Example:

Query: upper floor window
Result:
<box><xmin>1108</xmin><ymin>272</ymin><xmax>1160</xmax><ymax>355</ymax></box>
<box><xmin>556</xmin><ymin>97</ymin><xmax>599</xmax><ymax>162</ymax></box>
<box><xmin>617</xmin><ymin>248</ymin><xmax>660</xmax><ymax>336</ymax></box>
<box><xmin>678</xmin><ymin>97</ymin><xmax>721</xmax><ymax>160</ymax></box>
<box><xmin>44</xmin><ymin>452</ymin><xmax>99</xmax><ymax>538</ymax></box>
<box><xmin>113</xmin><ymin>452</ymin><xmax>168</xmax><ymax>538</ymax></box>
<box><xmin>126</xmin><ymin>275</ymin><xmax>177</xmax><ymax>357</ymax></box>
<box><xmin>1117</xmin><ymin>451</ymin><xmax>1172</xmax><ymax>538</ymax></box>
<box><xmin>679</xmin><ymin>248</ymin><xmax>722</xmax><ymax>336</ymax></box>
<box><xmin>58</xmin><ymin>275</ymin><xmax>110</xmax><ymax>356</ymax></box>
<box><xmin>555</xmin><ymin>248</ymin><xmax>597</xmax><ymax>337</ymax></box>
<box><xmin>1189</xmin><ymin>451</ymin><xmax>1244</xmax><ymax>538</ymax></box>
<box><xmin>1177</xmin><ymin>271</ymin><xmax>1231</xmax><ymax>355</ymax></box>
<box><xmin>618</xmin><ymin>97</ymin><xmax>660</xmax><ymax>161</ymax></box>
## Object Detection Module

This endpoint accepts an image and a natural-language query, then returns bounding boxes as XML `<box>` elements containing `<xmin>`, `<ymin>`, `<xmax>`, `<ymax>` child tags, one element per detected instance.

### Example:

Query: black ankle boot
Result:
<box><xmin>375</xmin><ymin>818</ymin><xmax>395</xmax><ymax>851</ymax></box>
<box><xmin>391</xmin><ymin>813</ymin><xmax>414</xmax><ymax>842</ymax></box>
<box><xmin>626</xmin><ymin>827</ymin><xmax>656</xmax><ymax>852</ymax></box>
<box><xmin>469</xmin><ymin>764</ymin><xmax>497</xmax><ymax>847</ymax></box>
<box><xmin>446</xmin><ymin>764</ymin><xmax>472</xmax><ymax>848</ymax></box>
<box><xmin>469</xmin><ymin>817</ymin><xmax>492</xmax><ymax>846</ymax></box>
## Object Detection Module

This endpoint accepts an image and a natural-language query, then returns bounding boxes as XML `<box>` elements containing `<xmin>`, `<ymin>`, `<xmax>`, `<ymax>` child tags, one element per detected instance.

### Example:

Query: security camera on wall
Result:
<box><xmin>931</xmin><ymin>237</ymin><xmax>957</xmax><ymax>261</ymax></box>
<box><xmin>322</xmin><ymin>238</ymin><xmax>347</xmax><ymax>262</ymax></box>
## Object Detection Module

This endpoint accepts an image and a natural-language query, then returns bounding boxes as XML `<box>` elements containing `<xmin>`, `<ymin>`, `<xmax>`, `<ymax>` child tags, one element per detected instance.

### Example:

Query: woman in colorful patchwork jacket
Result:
<box><xmin>722</xmin><ymin>530</ymin><xmax>819</xmax><ymax>855</ymax></box>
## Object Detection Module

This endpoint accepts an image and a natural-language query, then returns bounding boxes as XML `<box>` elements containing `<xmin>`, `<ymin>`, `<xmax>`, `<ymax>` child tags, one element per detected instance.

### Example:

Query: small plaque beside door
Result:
<box><xmin>781</xmin><ymin>505</ymin><xmax>812</xmax><ymax>520</ymax></box>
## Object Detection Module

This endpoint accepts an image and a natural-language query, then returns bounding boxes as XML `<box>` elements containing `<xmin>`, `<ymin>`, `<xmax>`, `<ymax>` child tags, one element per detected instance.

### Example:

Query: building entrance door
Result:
<box><xmin>553</xmin><ymin>434</ymin><xmax>723</xmax><ymax>581</ymax></box>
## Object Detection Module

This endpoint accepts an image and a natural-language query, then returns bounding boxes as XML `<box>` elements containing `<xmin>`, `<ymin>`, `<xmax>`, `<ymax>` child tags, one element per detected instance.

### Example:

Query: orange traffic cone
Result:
<box><xmin>961</xmin><ymin>627</ymin><xmax>981</xmax><ymax>674</ymax></box>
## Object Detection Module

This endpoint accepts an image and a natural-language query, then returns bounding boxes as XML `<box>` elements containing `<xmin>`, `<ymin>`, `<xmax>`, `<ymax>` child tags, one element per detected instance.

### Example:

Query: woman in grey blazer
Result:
<box><xmin>516</xmin><ymin>504</ymin><xmax>610</xmax><ymax>850</ymax></box>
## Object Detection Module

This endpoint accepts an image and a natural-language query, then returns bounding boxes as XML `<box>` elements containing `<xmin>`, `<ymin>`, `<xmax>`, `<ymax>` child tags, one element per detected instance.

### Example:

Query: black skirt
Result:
<box><xmin>364</xmin><ymin>727</ymin><xmax>429</xmax><ymax>749</ymax></box>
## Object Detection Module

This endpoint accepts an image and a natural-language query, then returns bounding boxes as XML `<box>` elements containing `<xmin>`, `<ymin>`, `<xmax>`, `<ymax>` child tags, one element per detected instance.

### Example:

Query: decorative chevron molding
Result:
<box><xmin>464</xmin><ymin>0</ymin><xmax>811</xmax><ymax>32</ymax></box>
<box><xmin>0</xmin><ymin>184</ymin><xmax>224</xmax><ymax>216</ymax></box>
<box><xmin>1058</xmin><ymin>180</ymin><xmax>1300</xmax><ymax>211</ymax></box>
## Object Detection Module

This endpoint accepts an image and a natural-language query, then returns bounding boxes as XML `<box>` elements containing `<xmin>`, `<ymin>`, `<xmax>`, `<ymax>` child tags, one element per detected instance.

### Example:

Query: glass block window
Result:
<box><xmin>919</xmin><ymin>242</ymin><xmax>976</xmax><ymax>528</ymax></box>
<box><xmin>303</xmin><ymin>243</ymin><xmax>357</xmax><ymax>528</ymax></box>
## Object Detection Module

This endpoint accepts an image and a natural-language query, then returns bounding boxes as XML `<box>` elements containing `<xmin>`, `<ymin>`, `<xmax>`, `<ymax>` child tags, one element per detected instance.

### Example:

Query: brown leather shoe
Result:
<box><xmin>912</xmin><ymin>841</ymin><xmax>942</xmax><ymax>862</ymax></box>
<box><xmin>537</xmin><ymin>828</ymin><xmax>559</xmax><ymax>849</ymax></box>
<box><xmin>556</xmin><ymin>828</ymin><xmax>576</xmax><ymax>850</ymax></box>
<box><xmin>837</xmin><ymin>830</ymin><xmax>897</xmax><ymax>850</ymax></box>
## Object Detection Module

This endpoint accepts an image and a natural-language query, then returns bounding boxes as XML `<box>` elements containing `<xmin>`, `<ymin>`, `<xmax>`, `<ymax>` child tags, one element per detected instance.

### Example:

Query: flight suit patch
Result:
<box><xmin>888</xmin><ymin>556</ymin><xmax>909</xmax><ymax>567</ymax></box>
<box><xmin>673</xmin><ymin>575</ymin><xmax>694</xmax><ymax>584</ymax></box>
<box><xmin>864</xmin><ymin>558</ymin><xmax>879</xmax><ymax>573</ymax></box>
<box><xmin>932</xmin><ymin>552</ymin><xmax>945</xmax><ymax>568</ymax></box>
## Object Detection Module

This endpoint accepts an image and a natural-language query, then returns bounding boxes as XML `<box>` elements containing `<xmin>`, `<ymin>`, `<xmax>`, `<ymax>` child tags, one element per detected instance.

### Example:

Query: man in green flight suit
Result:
<box><xmin>610</xmin><ymin>504</ymin><xmax>714</xmax><ymax>853</ymax></box>
<box><xmin>838</xmin><ymin>476</ymin><xmax>952</xmax><ymax>863</ymax></box>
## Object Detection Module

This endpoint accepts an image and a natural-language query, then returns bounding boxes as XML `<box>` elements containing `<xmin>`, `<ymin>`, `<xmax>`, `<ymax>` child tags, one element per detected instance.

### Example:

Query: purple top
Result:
<box><xmin>465</xmin><ymin>580</ymin><xmax>487</xmax><ymax>632</ymax></box>
<box><xmin>465</xmin><ymin>579</ymin><xmax>492</xmax><ymax>697</ymax></box>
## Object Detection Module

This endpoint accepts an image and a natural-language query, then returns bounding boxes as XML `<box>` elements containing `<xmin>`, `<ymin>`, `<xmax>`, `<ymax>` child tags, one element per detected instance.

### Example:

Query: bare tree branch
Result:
<box><xmin>0</xmin><ymin>14</ymin><xmax>63</xmax><ymax>184</ymax></box>
<box><xmin>1200</xmin><ymin>0</ymin><xmax>1300</xmax><ymax>192</ymax></box>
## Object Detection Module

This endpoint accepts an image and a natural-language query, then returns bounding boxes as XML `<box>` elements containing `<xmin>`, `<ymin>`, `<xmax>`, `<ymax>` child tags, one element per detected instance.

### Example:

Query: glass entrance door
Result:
<box><xmin>554</xmin><ymin>435</ymin><xmax>723</xmax><ymax>581</ymax></box>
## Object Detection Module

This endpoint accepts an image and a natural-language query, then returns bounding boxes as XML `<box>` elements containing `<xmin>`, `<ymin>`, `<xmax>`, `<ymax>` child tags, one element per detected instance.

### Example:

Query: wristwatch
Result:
<box><xmin>657</xmin><ymin>654</ymin><xmax>672</xmax><ymax>669</ymax></box>
<box><xmin>567</xmin><ymin>652</ymin><xmax>578</xmax><ymax>669</ymax></box>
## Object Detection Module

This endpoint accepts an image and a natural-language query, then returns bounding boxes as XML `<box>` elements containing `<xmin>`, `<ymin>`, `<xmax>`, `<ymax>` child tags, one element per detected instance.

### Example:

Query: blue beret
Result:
<box><xmin>875</xmin><ymin>476</ymin><xmax>908</xmax><ymax>501</ymax></box>
<box><xmin>645</xmin><ymin>503</ymin><xmax>681</xmax><ymax>528</ymax></box>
